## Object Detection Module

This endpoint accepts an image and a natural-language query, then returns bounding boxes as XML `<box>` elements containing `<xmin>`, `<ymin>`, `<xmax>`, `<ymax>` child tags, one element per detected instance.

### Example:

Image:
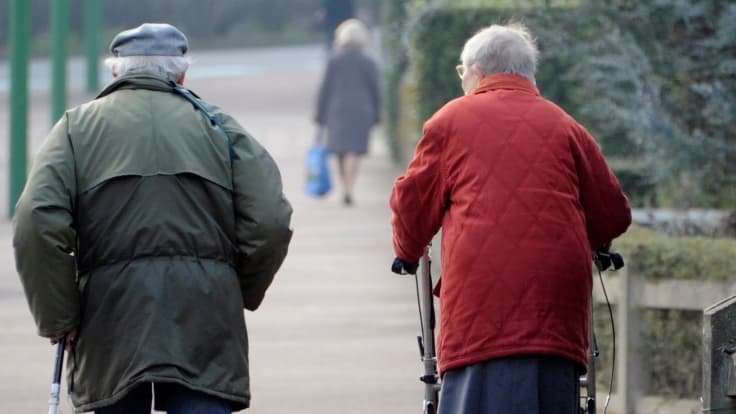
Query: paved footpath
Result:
<box><xmin>0</xmin><ymin>46</ymin><xmax>423</xmax><ymax>413</ymax></box>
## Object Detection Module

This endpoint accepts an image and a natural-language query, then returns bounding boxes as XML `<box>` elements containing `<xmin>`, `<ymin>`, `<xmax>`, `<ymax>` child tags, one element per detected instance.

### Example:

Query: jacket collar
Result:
<box><xmin>472</xmin><ymin>73</ymin><xmax>540</xmax><ymax>96</ymax></box>
<box><xmin>96</xmin><ymin>74</ymin><xmax>200</xmax><ymax>99</ymax></box>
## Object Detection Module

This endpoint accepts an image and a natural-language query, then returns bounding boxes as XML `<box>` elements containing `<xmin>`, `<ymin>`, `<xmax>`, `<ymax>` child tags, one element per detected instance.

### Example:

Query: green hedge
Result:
<box><xmin>616</xmin><ymin>225</ymin><xmax>736</xmax><ymax>282</ymax></box>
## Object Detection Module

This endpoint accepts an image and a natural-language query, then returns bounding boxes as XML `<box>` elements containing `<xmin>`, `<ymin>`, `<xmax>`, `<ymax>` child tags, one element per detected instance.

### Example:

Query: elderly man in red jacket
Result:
<box><xmin>390</xmin><ymin>23</ymin><xmax>631</xmax><ymax>413</ymax></box>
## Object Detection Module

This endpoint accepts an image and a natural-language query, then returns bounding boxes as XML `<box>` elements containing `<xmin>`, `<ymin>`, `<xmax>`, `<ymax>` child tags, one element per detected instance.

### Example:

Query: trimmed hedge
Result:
<box><xmin>615</xmin><ymin>225</ymin><xmax>736</xmax><ymax>282</ymax></box>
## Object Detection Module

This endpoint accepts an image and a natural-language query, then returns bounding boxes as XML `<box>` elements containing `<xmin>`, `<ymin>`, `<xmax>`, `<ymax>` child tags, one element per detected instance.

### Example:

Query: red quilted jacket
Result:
<box><xmin>390</xmin><ymin>74</ymin><xmax>631</xmax><ymax>374</ymax></box>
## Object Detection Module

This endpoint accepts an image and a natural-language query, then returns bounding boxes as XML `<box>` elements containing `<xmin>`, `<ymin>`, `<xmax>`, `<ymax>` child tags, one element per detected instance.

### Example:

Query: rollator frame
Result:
<box><xmin>393</xmin><ymin>247</ymin><xmax>621</xmax><ymax>414</ymax></box>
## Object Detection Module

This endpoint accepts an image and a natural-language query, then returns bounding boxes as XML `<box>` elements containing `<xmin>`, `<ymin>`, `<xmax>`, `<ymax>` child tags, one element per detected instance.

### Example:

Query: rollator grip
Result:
<box><xmin>391</xmin><ymin>257</ymin><xmax>419</xmax><ymax>275</ymax></box>
<box><xmin>593</xmin><ymin>249</ymin><xmax>624</xmax><ymax>272</ymax></box>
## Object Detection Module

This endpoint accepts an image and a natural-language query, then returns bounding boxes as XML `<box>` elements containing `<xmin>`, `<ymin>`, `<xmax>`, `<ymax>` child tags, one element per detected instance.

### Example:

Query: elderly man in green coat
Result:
<box><xmin>12</xmin><ymin>23</ymin><xmax>293</xmax><ymax>413</ymax></box>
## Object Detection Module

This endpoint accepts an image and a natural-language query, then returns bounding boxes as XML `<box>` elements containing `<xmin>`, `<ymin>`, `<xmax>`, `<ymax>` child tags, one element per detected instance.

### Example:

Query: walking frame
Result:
<box><xmin>393</xmin><ymin>247</ymin><xmax>622</xmax><ymax>414</ymax></box>
<box><xmin>392</xmin><ymin>247</ymin><xmax>440</xmax><ymax>414</ymax></box>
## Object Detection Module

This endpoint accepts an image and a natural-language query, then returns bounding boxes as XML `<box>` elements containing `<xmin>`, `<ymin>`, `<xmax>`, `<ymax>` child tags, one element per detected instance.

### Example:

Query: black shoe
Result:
<box><xmin>343</xmin><ymin>194</ymin><xmax>353</xmax><ymax>206</ymax></box>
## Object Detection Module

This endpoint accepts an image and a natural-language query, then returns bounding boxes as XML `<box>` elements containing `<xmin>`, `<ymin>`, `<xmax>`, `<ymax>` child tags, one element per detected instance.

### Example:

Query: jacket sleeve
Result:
<box><xmin>390</xmin><ymin>120</ymin><xmax>448</xmax><ymax>262</ymax></box>
<box><xmin>12</xmin><ymin>114</ymin><xmax>80</xmax><ymax>338</ymax></box>
<box><xmin>571</xmin><ymin>123</ymin><xmax>632</xmax><ymax>250</ymax></box>
<box><xmin>226</xmin><ymin>121</ymin><xmax>293</xmax><ymax>311</ymax></box>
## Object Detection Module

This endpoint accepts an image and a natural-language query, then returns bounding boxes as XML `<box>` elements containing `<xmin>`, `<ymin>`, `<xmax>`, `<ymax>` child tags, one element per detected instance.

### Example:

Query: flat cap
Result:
<box><xmin>110</xmin><ymin>23</ymin><xmax>188</xmax><ymax>57</ymax></box>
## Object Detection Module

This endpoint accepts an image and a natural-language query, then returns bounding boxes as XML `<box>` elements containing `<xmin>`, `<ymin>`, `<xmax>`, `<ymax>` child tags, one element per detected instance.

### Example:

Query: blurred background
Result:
<box><xmin>1</xmin><ymin>1</ymin><xmax>735</xmax><ymax>413</ymax></box>
<box><xmin>0</xmin><ymin>0</ymin><xmax>380</xmax><ymax>55</ymax></box>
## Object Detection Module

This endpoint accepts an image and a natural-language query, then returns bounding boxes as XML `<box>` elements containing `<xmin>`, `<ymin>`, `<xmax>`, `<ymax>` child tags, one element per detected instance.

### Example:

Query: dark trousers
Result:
<box><xmin>438</xmin><ymin>355</ymin><xmax>580</xmax><ymax>414</ymax></box>
<box><xmin>95</xmin><ymin>382</ymin><xmax>232</xmax><ymax>414</ymax></box>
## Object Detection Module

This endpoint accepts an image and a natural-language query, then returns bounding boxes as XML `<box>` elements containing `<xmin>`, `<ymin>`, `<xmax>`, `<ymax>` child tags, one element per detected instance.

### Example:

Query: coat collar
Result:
<box><xmin>472</xmin><ymin>73</ymin><xmax>540</xmax><ymax>96</ymax></box>
<box><xmin>96</xmin><ymin>74</ymin><xmax>200</xmax><ymax>99</ymax></box>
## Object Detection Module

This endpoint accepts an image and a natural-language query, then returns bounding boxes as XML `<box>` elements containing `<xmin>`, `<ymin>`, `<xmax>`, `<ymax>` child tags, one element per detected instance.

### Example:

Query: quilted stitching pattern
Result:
<box><xmin>391</xmin><ymin>74</ymin><xmax>631</xmax><ymax>374</ymax></box>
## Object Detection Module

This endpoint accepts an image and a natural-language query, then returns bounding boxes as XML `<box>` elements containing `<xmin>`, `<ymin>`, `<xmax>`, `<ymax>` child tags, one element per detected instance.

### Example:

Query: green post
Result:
<box><xmin>51</xmin><ymin>0</ymin><xmax>69</xmax><ymax>124</ymax></box>
<box><xmin>9</xmin><ymin>0</ymin><xmax>30</xmax><ymax>217</ymax></box>
<box><xmin>84</xmin><ymin>0</ymin><xmax>101</xmax><ymax>94</ymax></box>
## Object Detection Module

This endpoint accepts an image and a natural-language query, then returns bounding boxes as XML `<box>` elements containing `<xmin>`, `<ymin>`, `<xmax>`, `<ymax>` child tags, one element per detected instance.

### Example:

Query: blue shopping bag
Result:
<box><xmin>305</xmin><ymin>130</ymin><xmax>331</xmax><ymax>197</ymax></box>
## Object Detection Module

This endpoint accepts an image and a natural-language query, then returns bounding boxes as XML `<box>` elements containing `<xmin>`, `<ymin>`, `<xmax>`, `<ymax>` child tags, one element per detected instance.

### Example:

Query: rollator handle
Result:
<box><xmin>593</xmin><ymin>249</ymin><xmax>624</xmax><ymax>272</ymax></box>
<box><xmin>391</xmin><ymin>257</ymin><xmax>419</xmax><ymax>275</ymax></box>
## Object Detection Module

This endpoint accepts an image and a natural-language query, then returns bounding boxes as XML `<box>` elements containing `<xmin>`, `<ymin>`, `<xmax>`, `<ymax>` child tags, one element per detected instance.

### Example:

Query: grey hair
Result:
<box><xmin>460</xmin><ymin>23</ymin><xmax>539</xmax><ymax>83</ymax></box>
<box><xmin>104</xmin><ymin>55</ymin><xmax>190</xmax><ymax>80</ymax></box>
<box><xmin>334</xmin><ymin>18</ymin><xmax>370</xmax><ymax>51</ymax></box>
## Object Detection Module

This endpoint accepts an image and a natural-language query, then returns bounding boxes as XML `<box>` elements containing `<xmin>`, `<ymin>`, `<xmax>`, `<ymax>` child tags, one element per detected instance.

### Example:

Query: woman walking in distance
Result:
<box><xmin>315</xmin><ymin>18</ymin><xmax>381</xmax><ymax>206</ymax></box>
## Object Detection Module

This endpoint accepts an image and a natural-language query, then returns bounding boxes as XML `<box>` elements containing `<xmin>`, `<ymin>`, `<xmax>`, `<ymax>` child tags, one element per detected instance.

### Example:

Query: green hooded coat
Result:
<box><xmin>12</xmin><ymin>75</ymin><xmax>293</xmax><ymax>412</ymax></box>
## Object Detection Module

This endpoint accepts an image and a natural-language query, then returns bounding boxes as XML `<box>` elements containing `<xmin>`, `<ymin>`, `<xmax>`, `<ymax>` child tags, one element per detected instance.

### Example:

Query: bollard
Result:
<box><xmin>702</xmin><ymin>295</ymin><xmax>736</xmax><ymax>413</ymax></box>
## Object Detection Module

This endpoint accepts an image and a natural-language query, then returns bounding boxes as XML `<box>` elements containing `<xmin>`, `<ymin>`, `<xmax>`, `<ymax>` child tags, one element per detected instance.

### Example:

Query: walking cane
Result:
<box><xmin>392</xmin><ymin>247</ymin><xmax>441</xmax><ymax>414</ymax></box>
<box><xmin>48</xmin><ymin>339</ymin><xmax>65</xmax><ymax>414</ymax></box>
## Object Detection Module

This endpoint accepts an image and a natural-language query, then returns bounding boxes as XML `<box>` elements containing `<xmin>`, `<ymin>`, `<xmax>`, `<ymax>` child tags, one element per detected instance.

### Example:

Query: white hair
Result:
<box><xmin>104</xmin><ymin>55</ymin><xmax>190</xmax><ymax>80</ymax></box>
<box><xmin>460</xmin><ymin>23</ymin><xmax>539</xmax><ymax>83</ymax></box>
<box><xmin>334</xmin><ymin>18</ymin><xmax>370</xmax><ymax>51</ymax></box>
